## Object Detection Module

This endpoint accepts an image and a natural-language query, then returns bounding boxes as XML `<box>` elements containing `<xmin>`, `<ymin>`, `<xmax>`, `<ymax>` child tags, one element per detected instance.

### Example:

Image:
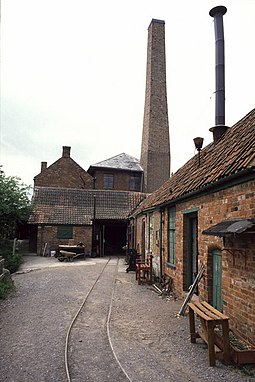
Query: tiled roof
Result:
<box><xmin>28</xmin><ymin>187</ymin><xmax>146</xmax><ymax>225</ymax></box>
<box><xmin>88</xmin><ymin>153</ymin><xmax>143</xmax><ymax>172</ymax></box>
<box><xmin>136</xmin><ymin>108</ymin><xmax>255</xmax><ymax>212</ymax></box>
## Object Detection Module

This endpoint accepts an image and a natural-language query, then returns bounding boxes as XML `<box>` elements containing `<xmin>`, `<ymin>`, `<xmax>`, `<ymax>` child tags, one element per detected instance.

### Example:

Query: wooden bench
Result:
<box><xmin>188</xmin><ymin>300</ymin><xmax>230</xmax><ymax>366</ymax></box>
<box><xmin>136</xmin><ymin>255</ymin><xmax>153</xmax><ymax>285</ymax></box>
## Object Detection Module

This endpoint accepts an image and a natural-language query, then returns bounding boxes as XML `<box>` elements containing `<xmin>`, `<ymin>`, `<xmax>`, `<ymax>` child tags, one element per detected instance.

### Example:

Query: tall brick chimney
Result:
<box><xmin>62</xmin><ymin>146</ymin><xmax>71</xmax><ymax>158</ymax></box>
<box><xmin>140</xmin><ymin>19</ymin><xmax>170</xmax><ymax>193</ymax></box>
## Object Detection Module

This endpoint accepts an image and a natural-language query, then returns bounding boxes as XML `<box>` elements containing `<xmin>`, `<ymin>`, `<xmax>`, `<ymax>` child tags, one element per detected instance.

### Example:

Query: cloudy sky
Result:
<box><xmin>1</xmin><ymin>0</ymin><xmax>255</xmax><ymax>187</ymax></box>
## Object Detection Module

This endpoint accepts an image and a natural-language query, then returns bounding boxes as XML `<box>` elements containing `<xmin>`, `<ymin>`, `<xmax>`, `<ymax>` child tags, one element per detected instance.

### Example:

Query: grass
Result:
<box><xmin>0</xmin><ymin>276</ymin><xmax>15</xmax><ymax>299</ymax></box>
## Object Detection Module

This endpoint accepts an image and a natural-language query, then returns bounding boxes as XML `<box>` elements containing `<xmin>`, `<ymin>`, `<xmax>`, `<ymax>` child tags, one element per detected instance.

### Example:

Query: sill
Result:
<box><xmin>166</xmin><ymin>262</ymin><xmax>176</xmax><ymax>270</ymax></box>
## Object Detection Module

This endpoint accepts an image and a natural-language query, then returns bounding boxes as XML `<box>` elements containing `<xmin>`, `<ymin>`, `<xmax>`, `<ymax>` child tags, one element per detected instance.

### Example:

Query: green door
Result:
<box><xmin>212</xmin><ymin>249</ymin><xmax>222</xmax><ymax>311</ymax></box>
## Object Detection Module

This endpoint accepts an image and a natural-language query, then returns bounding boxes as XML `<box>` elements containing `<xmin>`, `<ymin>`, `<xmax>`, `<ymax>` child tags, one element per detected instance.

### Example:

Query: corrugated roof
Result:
<box><xmin>28</xmin><ymin>187</ymin><xmax>146</xmax><ymax>225</ymax></box>
<box><xmin>135</xmin><ymin>108</ymin><xmax>255</xmax><ymax>213</ymax></box>
<box><xmin>202</xmin><ymin>218</ymin><xmax>255</xmax><ymax>237</ymax></box>
<box><xmin>89</xmin><ymin>153</ymin><xmax>143</xmax><ymax>172</ymax></box>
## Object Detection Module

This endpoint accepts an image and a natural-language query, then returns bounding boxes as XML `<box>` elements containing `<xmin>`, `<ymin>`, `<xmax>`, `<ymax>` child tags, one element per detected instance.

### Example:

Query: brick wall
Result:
<box><xmin>34</xmin><ymin>146</ymin><xmax>94</xmax><ymax>189</ymax></box>
<box><xmin>94</xmin><ymin>169</ymin><xmax>142</xmax><ymax>191</ymax></box>
<box><xmin>140</xmin><ymin>19</ymin><xmax>170</xmax><ymax>193</ymax></box>
<box><xmin>37</xmin><ymin>225</ymin><xmax>92</xmax><ymax>255</ymax></box>
<box><xmin>134</xmin><ymin>179</ymin><xmax>255</xmax><ymax>344</ymax></box>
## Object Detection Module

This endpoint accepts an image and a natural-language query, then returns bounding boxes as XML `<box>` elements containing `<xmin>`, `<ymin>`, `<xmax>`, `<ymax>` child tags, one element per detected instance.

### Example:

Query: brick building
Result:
<box><xmin>129</xmin><ymin>108</ymin><xmax>255</xmax><ymax>345</ymax></box>
<box><xmin>29</xmin><ymin>148</ymin><xmax>146</xmax><ymax>256</ymax></box>
<box><xmin>87</xmin><ymin>153</ymin><xmax>143</xmax><ymax>192</ymax></box>
<box><xmin>34</xmin><ymin>146</ymin><xmax>94</xmax><ymax>189</ymax></box>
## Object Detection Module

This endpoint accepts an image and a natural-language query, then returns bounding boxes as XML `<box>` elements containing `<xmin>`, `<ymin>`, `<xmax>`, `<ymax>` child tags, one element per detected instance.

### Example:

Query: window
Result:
<box><xmin>57</xmin><ymin>226</ymin><xmax>73</xmax><ymax>239</ymax></box>
<box><xmin>168</xmin><ymin>206</ymin><xmax>176</xmax><ymax>266</ymax></box>
<box><xmin>148</xmin><ymin>212</ymin><xmax>154</xmax><ymax>254</ymax></box>
<box><xmin>103</xmin><ymin>173</ymin><xmax>114</xmax><ymax>189</ymax></box>
<box><xmin>130</xmin><ymin>174</ymin><xmax>141</xmax><ymax>191</ymax></box>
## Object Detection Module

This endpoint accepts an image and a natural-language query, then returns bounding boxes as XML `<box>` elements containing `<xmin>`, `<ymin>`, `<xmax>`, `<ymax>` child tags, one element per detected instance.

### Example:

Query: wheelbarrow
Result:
<box><xmin>58</xmin><ymin>250</ymin><xmax>85</xmax><ymax>262</ymax></box>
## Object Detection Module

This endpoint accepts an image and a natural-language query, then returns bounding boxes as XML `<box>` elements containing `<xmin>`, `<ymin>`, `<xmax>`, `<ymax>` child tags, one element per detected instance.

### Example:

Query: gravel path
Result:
<box><xmin>0</xmin><ymin>255</ymin><xmax>254</xmax><ymax>382</ymax></box>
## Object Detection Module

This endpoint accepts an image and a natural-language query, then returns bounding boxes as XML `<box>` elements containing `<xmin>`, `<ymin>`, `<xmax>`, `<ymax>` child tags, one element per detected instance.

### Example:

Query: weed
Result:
<box><xmin>0</xmin><ymin>277</ymin><xmax>15</xmax><ymax>299</ymax></box>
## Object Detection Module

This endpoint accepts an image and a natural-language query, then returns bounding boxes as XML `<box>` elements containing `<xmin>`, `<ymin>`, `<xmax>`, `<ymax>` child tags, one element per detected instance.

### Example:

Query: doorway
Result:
<box><xmin>185</xmin><ymin>212</ymin><xmax>198</xmax><ymax>291</ymax></box>
<box><xmin>97</xmin><ymin>221</ymin><xmax>127</xmax><ymax>256</ymax></box>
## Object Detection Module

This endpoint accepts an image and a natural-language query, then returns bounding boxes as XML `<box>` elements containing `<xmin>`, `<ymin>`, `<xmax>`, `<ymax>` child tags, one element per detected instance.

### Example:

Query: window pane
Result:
<box><xmin>104</xmin><ymin>174</ymin><xmax>114</xmax><ymax>189</ymax></box>
<box><xmin>149</xmin><ymin>212</ymin><xmax>154</xmax><ymax>254</ymax></box>
<box><xmin>130</xmin><ymin>175</ymin><xmax>140</xmax><ymax>191</ymax></box>
<box><xmin>168</xmin><ymin>207</ymin><xmax>176</xmax><ymax>266</ymax></box>
<box><xmin>57</xmin><ymin>226</ymin><xmax>73</xmax><ymax>239</ymax></box>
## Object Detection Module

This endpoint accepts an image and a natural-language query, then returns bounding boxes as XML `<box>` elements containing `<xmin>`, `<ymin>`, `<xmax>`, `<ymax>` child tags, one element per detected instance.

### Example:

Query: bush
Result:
<box><xmin>3</xmin><ymin>253</ymin><xmax>23</xmax><ymax>274</ymax></box>
<box><xmin>0</xmin><ymin>277</ymin><xmax>15</xmax><ymax>299</ymax></box>
<box><xmin>0</xmin><ymin>239</ymin><xmax>23</xmax><ymax>273</ymax></box>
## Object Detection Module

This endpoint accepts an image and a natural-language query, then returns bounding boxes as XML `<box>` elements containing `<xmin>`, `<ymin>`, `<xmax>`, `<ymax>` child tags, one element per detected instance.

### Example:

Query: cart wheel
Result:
<box><xmin>58</xmin><ymin>257</ymin><xmax>64</xmax><ymax>262</ymax></box>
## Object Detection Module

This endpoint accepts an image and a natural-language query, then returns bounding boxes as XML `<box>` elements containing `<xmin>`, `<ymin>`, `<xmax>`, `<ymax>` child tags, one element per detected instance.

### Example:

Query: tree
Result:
<box><xmin>0</xmin><ymin>171</ymin><xmax>32</xmax><ymax>239</ymax></box>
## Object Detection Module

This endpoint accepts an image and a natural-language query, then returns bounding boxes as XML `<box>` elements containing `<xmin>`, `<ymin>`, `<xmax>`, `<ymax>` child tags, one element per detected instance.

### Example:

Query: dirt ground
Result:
<box><xmin>0</xmin><ymin>255</ymin><xmax>254</xmax><ymax>382</ymax></box>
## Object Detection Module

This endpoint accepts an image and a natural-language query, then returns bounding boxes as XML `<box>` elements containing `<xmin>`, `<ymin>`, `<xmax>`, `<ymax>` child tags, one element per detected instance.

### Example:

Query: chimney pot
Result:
<box><xmin>209</xmin><ymin>125</ymin><xmax>229</xmax><ymax>144</ymax></box>
<box><xmin>62</xmin><ymin>146</ymin><xmax>71</xmax><ymax>158</ymax></box>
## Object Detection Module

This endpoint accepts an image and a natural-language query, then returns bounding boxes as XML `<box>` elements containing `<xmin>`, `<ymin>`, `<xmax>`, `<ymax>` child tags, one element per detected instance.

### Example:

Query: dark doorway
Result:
<box><xmin>141</xmin><ymin>219</ymin><xmax>146</xmax><ymax>260</ymax></box>
<box><xmin>184</xmin><ymin>212</ymin><xmax>198</xmax><ymax>291</ymax></box>
<box><xmin>97</xmin><ymin>221</ymin><xmax>127</xmax><ymax>256</ymax></box>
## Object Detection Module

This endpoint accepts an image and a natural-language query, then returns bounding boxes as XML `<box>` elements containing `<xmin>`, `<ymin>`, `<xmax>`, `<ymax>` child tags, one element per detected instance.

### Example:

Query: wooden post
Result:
<box><xmin>189</xmin><ymin>308</ymin><xmax>196</xmax><ymax>343</ymax></box>
<box><xmin>207</xmin><ymin>321</ymin><xmax>216</xmax><ymax>366</ymax></box>
<box><xmin>222</xmin><ymin>320</ymin><xmax>230</xmax><ymax>365</ymax></box>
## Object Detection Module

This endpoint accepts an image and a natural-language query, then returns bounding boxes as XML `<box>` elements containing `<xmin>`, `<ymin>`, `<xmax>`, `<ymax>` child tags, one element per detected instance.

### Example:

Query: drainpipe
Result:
<box><xmin>159</xmin><ymin>209</ymin><xmax>163</xmax><ymax>279</ymax></box>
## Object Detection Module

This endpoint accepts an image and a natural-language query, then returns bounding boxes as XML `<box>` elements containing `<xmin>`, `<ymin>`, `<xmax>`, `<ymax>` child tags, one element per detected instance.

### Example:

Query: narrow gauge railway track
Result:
<box><xmin>65</xmin><ymin>257</ymin><xmax>132</xmax><ymax>382</ymax></box>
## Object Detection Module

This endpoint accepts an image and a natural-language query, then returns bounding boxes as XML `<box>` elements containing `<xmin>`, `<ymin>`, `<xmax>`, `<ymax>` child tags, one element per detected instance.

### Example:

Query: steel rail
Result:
<box><xmin>64</xmin><ymin>257</ymin><xmax>132</xmax><ymax>382</ymax></box>
<box><xmin>106</xmin><ymin>258</ymin><xmax>133</xmax><ymax>382</ymax></box>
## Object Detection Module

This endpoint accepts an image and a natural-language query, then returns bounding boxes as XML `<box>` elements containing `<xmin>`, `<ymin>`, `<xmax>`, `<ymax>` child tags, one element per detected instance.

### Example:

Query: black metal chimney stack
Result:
<box><xmin>209</xmin><ymin>5</ymin><xmax>229</xmax><ymax>143</ymax></box>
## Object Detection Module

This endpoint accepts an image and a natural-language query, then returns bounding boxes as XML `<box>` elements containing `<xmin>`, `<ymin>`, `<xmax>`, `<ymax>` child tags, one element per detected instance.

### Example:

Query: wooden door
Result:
<box><xmin>212</xmin><ymin>249</ymin><xmax>223</xmax><ymax>311</ymax></box>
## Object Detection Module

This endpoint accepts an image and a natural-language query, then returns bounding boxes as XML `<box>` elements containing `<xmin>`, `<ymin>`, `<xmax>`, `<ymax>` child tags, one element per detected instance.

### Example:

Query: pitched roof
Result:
<box><xmin>135</xmin><ymin>108</ymin><xmax>255</xmax><ymax>212</ymax></box>
<box><xmin>28</xmin><ymin>187</ymin><xmax>146</xmax><ymax>225</ymax></box>
<box><xmin>88</xmin><ymin>153</ymin><xmax>143</xmax><ymax>172</ymax></box>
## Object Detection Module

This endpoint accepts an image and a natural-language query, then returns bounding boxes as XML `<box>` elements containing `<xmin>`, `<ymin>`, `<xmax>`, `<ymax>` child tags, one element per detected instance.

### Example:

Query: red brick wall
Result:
<box><xmin>94</xmin><ymin>169</ymin><xmax>142</xmax><ymax>191</ymax></box>
<box><xmin>134</xmin><ymin>179</ymin><xmax>255</xmax><ymax>344</ymax></box>
<box><xmin>222</xmin><ymin>234</ymin><xmax>255</xmax><ymax>345</ymax></box>
<box><xmin>34</xmin><ymin>158</ymin><xmax>94</xmax><ymax>189</ymax></box>
<box><xmin>37</xmin><ymin>225</ymin><xmax>92</xmax><ymax>255</ymax></box>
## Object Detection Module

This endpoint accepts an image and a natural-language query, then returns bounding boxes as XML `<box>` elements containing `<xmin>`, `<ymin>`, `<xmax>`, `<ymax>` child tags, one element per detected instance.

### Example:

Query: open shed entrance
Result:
<box><xmin>96</xmin><ymin>220</ymin><xmax>127</xmax><ymax>256</ymax></box>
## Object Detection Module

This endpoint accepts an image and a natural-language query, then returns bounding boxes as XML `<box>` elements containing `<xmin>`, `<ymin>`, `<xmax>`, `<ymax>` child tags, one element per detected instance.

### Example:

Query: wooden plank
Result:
<box><xmin>59</xmin><ymin>250</ymin><xmax>76</xmax><ymax>256</ymax></box>
<box><xmin>188</xmin><ymin>302</ymin><xmax>212</xmax><ymax>321</ymax></box>
<box><xmin>195</xmin><ymin>301</ymin><xmax>222</xmax><ymax>321</ymax></box>
<box><xmin>201</xmin><ymin>301</ymin><xmax>229</xmax><ymax>320</ymax></box>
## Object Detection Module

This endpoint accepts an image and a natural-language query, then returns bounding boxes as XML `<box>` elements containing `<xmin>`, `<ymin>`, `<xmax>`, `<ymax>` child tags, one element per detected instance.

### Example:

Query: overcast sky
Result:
<box><xmin>1</xmin><ymin>0</ymin><xmax>255</xmax><ymax>187</ymax></box>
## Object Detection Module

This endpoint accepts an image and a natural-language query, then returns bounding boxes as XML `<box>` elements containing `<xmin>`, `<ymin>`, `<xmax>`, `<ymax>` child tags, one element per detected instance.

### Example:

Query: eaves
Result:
<box><xmin>133</xmin><ymin>169</ymin><xmax>255</xmax><ymax>216</ymax></box>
